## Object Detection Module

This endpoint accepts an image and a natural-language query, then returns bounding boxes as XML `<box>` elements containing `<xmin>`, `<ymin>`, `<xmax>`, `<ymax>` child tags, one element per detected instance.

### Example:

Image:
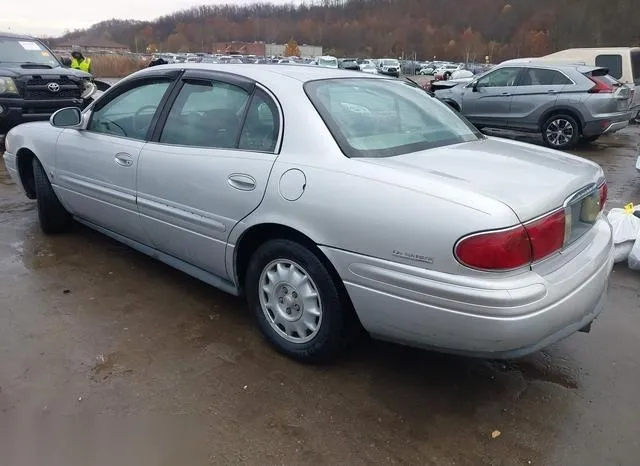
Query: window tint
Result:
<box><xmin>88</xmin><ymin>80</ymin><xmax>171</xmax><ymax>140</ymax></box>
<box><xmin>476</xmin><ymin>67</ymin><xmax>520</xmax><ymax>87</ymax></box>
<box><xmin>517</xmin><ymin>68</ymin><xmax>572</xmax><ymax>86</ymax></box>
<box><xmin>305</xmin><ymin>78</ymin><xmax>481</xmax><ymax>158</ymax></box>
<box><xmin>160</xmin><ymin>80</ymin><xmax>250</xmax><ymax>148</ymax></box>
<box><xmin>238</xmin><ymin>90</ymin><xmax>279</xmax><ymax>152</ymax></box>
<box><xmin>595</xmin><ymin>54</ymin><xmax>623</xmax><ymax>80</ymax></box>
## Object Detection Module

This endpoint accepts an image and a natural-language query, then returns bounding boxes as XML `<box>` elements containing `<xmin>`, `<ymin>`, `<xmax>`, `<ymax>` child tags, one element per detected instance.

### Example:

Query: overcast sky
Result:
<box><xmin>3</xmin><ymin>0</ymin><xmax>294</xmax><ymax>37</ymax></box>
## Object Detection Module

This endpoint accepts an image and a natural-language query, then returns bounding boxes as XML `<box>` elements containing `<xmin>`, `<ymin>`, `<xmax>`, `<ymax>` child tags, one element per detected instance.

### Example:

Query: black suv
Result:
<box><xmin>0</xmin><ymin>32</ymin><xmax>95</xmax><ymax>138</ymax></box>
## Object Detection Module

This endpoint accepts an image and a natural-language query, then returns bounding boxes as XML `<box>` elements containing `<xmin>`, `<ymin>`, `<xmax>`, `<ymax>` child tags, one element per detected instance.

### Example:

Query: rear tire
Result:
<box><xmin>541</xmin><ymin>114</ymin><xmax>580</xmax><ymax>150</ymax></box>
<box><xmin>245</xmin><ymin>239</ymin><xmax>356</xmax><ymax>363</ymax></box>
<box><xmin>32</xmin><ymin>158</ymin><xmax>72</xmax><ymax>234</ymax></box>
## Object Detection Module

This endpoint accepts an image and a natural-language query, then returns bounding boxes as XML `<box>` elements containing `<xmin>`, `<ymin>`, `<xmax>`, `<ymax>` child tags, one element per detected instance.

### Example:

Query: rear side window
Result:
<box><xmin>595</xmin><ymin>54</ymin><xmax>623</xmax><ymax>80</ymax></box>
<box><xmin>631</xmin><ymin>50</ymin><xmax>640</xmax><ymax>85</ymax></box>
<box><xmin>304</xmin><ymin>78</ymin><xmax>481</xmax><ymax>158</ymax></box>
<box><xmin>517</xmin><ymin>68</ymin><xmax>573</xmax><ymax>86</ymax></box>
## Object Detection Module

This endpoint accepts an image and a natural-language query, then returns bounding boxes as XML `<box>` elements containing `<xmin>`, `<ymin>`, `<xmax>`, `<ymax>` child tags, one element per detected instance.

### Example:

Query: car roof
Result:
<box><xmin>134</xmin><ymin>63</ymin><xmax>387</xmax><ymax>83</ymax></box>
<box><xmin>0</xmin><ymin>31</ymin><xmax>35</xmax><ymax>40</ymax></box>
<box><xmin>498</xmin><ymin>61</ymin><xmax>601</xmax><ymax>73</ymax></box>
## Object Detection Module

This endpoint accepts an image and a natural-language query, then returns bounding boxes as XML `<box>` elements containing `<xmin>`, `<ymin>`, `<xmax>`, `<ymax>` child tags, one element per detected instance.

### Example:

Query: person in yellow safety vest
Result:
<box><xmin>70</xmin><ymin>46</ymin><xmax>92</xmax><ymax>73</ymax></box>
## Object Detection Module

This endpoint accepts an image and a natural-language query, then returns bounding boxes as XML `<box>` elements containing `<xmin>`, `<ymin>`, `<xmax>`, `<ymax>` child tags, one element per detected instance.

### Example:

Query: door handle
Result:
<box><xmin>114</xmin><ymin>153</ymin><xmax>133</xmax><ymax>167</ymax></box>
<box><xmin>501</xmin><ymin>92</ymin><xmax>510</xmax><ymax>96</ymax></box>
<box><xmin>227</xmin><ymin>174</ymin><xmax>256</xmax><ymax>191</ymax></box>
<box><xmin>547</xmin><ymin>90</ymin><xmax>558</xmax><ymax>94</ymax></box>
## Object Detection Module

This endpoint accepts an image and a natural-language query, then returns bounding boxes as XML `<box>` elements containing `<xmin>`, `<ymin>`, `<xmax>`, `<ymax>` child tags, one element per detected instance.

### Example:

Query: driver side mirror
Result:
<box><xmin>50</xmin><ymin>107</ymin><xmax>82</xmax><ymax>128</ymax></box>
<box><xmin>471</xmin><ymin>80</ymin><xmax>480</xmax><ymax>92</ymax></box>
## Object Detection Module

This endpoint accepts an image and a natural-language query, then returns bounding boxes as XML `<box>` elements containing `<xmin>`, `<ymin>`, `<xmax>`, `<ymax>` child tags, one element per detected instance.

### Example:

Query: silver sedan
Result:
<box><xmin>2</xmin><ymin>64</ymin><xmax>613</xmax><ymax>362</ymax></box>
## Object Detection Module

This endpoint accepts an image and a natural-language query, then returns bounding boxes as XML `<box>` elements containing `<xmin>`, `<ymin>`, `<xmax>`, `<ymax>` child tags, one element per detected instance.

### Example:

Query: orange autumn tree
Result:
<box><xmin>284</xmin><ymin>38</ymin><xmax>301</xmax><ymax>57</ymax></box>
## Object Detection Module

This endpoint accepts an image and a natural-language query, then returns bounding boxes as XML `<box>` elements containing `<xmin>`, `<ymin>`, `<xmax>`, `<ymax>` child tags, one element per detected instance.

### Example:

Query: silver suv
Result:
<box><xmin>435</xmin><ymin>63</ymin><xmax>633</xmax><ymax>149</ymax></box>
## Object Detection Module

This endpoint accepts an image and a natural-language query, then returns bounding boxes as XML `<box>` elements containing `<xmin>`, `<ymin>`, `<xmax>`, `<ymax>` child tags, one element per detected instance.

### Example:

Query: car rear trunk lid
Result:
<box><xmin>360</xmin><ymin>137</ymin><xmax>603</xmax><ymax>223</ymax></box>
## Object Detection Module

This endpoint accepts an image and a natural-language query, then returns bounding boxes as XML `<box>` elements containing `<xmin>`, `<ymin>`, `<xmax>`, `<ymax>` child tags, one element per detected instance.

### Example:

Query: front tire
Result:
<box><xmin>32</xmin><ymin>158</ymin><xmax>72</xmax><ymax>234</ymax></box>
<box><xmin>541</xmin><ymin>114</ymin><xmax>580</xmax><ymax>150</ymax></box>
<box><xmin>245</xmin><ymin>239</ymin><xmax>355</xmax><ymax>363</ymax></box>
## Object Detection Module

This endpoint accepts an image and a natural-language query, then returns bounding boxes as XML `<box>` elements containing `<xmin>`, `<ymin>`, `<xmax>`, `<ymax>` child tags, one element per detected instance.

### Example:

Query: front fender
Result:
<box><xmin>7</xmin><ymin>122</ymin><xmax>63</xmax><ymax>191</ymax></box>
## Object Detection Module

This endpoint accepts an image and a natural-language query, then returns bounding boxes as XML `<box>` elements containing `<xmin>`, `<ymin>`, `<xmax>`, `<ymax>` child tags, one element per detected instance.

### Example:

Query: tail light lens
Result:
<box><xmin>525</xmin><ymin>210</ymin><xmax>566</xmax><ymax>261</ymax></box>
<box><xmin>454</xmin><ymin>226</ymin><xmax>532</xmax><ymax>270</ymax></box>
<box><xmin>455</xmin><ymin>209</ymin><xmax>567</xmax><ymax>270</ymax></box>
<box><xmin>588</xmin><ymin>76</ymin><xmax>615</xmax><ymax>93</ymax></box>
<box><xmin>598</xmin><ymin>181</ymin><xmax>608</xmax><ymax>210</ymax></box>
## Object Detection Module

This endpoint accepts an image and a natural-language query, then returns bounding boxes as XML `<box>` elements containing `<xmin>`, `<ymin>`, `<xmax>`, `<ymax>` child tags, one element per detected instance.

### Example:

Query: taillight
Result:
<box><xmin>455</xmin><ymin>209</ymin><xmax>567</xmax><ymax>270</ymax></box>
<box><xmin>455</xmin><ymin>226</ymin><xmax>531</xmax><ymax>270</ymax></box>
<box><xmin>588</xmin><ymin>76</ymin><xmax>615</xmax><ymax>93</ymax></box>
<box><xmin>524</xmin><ymin>210</ymin><xmax>566</xmax><ymax>261</ymax></box>
<box><xmin>598</xmin><ymin>181</ymin><xmax>608</xmax><ymax>210</ymax></box>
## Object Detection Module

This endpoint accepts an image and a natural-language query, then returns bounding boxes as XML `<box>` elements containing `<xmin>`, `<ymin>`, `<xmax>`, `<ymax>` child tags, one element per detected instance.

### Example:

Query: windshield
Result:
<box><xmin>305</xmin><ymin>78</ymin><xmax>482</xmax><ymax>158</ymax></box>
<box><xmin>0</xmin><ymin>37</ymin><xmax>60</xmax><ymax>66</ymax></box>
<box><xmin>319</xmin><ymin>57</ymin><xmax>337</xmax><ymax>67</ymax></box>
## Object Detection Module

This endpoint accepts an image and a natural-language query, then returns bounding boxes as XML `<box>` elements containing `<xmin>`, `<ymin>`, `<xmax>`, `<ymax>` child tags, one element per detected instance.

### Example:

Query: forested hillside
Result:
<box><xmin>58</xmin><ymin>0</ymin><xmax>640</xmax><ymax>61</ymax></box>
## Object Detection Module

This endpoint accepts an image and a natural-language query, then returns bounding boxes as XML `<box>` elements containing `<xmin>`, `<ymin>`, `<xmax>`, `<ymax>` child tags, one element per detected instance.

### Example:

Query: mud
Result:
<box><xmin>1</xmin><ymin>127</ymin><xmax>640</xmax><ymax>465</ymax></box>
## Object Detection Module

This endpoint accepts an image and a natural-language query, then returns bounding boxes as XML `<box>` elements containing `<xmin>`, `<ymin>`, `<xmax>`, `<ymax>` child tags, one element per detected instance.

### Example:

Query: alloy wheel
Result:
<box><xmin>545</xmin><ymin>118</ymin><xmax>574</xmax><ymax>147</ymax></box>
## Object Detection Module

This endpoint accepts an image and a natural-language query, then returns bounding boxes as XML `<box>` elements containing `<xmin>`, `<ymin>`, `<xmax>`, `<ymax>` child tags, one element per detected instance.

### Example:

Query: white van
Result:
<box><xmin>540</xmin><ymin>48</ymin><xmax>640</xmax><ymax>116</ymax></box>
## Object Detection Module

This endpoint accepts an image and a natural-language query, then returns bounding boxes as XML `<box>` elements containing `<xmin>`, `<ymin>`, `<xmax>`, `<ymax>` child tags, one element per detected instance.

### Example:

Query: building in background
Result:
<box><xmin>265</xmin><ymin>43</ymin><xmax>322</xmax><ymax>58</ymax></box>
<box><xmin>54</xmin><ymin>36</ymin><xmax>129</xmax><ymax>54</ymax></box>
<box><xmin>211</xmin><ymin>41</ymin><xmax>322</xmax><ymax>57</ymax></box>
<box><xmin>213</xmin><ymin>41</ymin><xmax>267</xmax><ymax>56</ymax></box>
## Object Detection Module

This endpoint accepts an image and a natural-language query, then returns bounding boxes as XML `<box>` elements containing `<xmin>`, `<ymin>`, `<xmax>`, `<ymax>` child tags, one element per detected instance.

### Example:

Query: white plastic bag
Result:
<box><xmin>607</xmin><ymin>204</ymin><xmax>640</xmax><ymax>263</ymax></box>
<box><xmin>629</xmin><ymin>238</ymin><xmax>640</xmax><ymax>270</ymax></box>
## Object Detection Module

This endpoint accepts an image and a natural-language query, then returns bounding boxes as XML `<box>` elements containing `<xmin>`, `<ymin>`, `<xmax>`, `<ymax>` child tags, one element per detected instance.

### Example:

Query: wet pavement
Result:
<box><xmin>1</xmin><ymin>127</ymin><xmax>640</xmax><ymax>465</ymax></box>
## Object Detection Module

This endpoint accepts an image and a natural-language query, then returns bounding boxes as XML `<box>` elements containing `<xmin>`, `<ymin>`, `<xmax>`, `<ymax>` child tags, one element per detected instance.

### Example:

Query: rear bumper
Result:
<box><xmin>322</xmin><ymin>218</ymin><xmax>613</xmax><ymax>358</ymax></box>
<box><xmin>582</xmin><ymin>112</ymin><xmax>633</xmax><ymax>137</ymax></box>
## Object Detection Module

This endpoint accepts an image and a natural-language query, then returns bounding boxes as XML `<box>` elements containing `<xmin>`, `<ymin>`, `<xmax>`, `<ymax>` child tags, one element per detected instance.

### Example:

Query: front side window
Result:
<box><xmin>88</xmin><ymin>80</ymin><xmax>171</xmax><ymax>140</ymax></box>
<box><xmin>595</xmin><ymin>54</ymin><xmax>623</xmax><ymax>80</ymax></box>
<box><xmin>517</xmin><ymin>68</ymin><xmax>573</xmax><ymax>86</ymax></box>
<box><xmin>305</xmin><ymin>78</ymin><xmax>481</xmax><ymax>158</ymax></box>
<box><xmin>160</xmin><ymin>80</ymin><xmax>250</xmax><ymax>148</ymax></box>
<box><xmin>476</xmin><ymin>67</ymin><xmax>521</xmax><ymax>87</ymax></box>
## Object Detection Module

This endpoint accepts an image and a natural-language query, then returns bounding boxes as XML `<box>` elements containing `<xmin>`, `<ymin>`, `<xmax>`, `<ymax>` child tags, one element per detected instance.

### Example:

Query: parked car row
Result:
<box><xmin>433</xmin><ymin>62</ymin><xmax>634</xmax><ymax>150</ymax></box>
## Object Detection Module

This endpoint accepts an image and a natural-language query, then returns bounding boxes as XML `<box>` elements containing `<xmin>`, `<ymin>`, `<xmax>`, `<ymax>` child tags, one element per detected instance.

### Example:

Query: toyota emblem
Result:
<box><xmin>47</xmin><ymin>82</ymin><xmax>60</xmax><ymax>93</ymax></box>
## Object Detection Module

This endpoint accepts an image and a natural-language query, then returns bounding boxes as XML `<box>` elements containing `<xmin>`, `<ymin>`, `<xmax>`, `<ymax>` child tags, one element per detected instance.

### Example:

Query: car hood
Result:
<box><xmin>359</xmin><ymin>137</ymin><xmax>603</xmax><ymax>221</ymax></box>
<box><xmin>0</xmin><ymin>63</ymin><xmax>92</xmax><ymax>79</ymax></box>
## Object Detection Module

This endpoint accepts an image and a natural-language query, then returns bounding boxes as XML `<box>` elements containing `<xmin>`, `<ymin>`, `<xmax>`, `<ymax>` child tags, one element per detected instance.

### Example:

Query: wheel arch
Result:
<box><xmin>441</xmin><ymin>99</ymin><xmax>461</xmax><ymax>112</ymax></box>
<box><xmin>538</xmin><ymin>107</ymin><xmax>584</xmax><ymax>133</ymax></box>
<box><xmin>233</xmin><ymin>223</ymin><xmax>348</xmax><ymax>302</ymax></box>
<box><xmin>16</xmin><ymin>147</ymin><xmax>37</xmax><ymax>199</ymax></box>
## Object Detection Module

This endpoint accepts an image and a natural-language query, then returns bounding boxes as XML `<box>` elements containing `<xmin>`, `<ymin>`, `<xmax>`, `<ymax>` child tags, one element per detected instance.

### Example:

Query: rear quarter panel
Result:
<box><xmin>224</xmin><ymin>77</ymin><xmax>521</xmax><ymax>278</ymax></box>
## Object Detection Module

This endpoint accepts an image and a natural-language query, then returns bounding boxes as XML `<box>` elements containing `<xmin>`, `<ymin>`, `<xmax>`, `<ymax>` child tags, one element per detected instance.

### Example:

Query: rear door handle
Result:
<box><xmin>547</xmin><ymin>90</ymin><xmax>558</xmax><ymax>94</ymax></box>
<box><xmin>114</xmin><ymin>153</ymin><xmax>133</xmax><ymax>167</ymax></box>
<box><xmin>501</xmin><ymin>92</ymin><xmax>510</xmax><ymax>96</ymax></box>
<box><xmin>228</xmin><ymin>174</ymin><xmax>256</xmax><ymax>191</ymax></box>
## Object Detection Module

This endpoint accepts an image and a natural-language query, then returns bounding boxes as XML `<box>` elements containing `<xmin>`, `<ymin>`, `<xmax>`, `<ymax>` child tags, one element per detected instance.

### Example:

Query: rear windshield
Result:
<box><xmin>0</xmin><ymin>37</ymin><xmax>59</xmax><ymax>66</ymax></box>
<box><xmin>318</xmin><ymin>57</ymin><xmax>337</xmax><ymax>67</ymax></box>
<box><xmin>595</xmin><ymin>54</ymin><xmax>623</xmax><ymax>80</ymax></box>
<box><xmin>304</xmin><ymin>78</ymin><xmax>481</xmax><ymax>158</ymax></box>
<box><xmin>381</xmin><ymin>60</ymin><xmax>399</xmax><ymax>66</ymax></box>
<box><xmin>632</xmin><ymin>50</ymin><xmax>640</xmax><ymax>85</ymax></box>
